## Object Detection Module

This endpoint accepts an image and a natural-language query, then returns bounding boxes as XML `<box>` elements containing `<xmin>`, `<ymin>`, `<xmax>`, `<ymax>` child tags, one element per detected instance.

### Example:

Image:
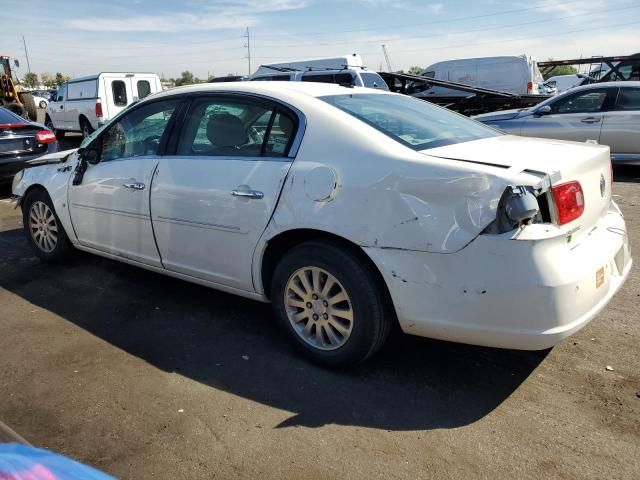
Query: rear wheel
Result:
<box><xmin>80</xmin><ymin>117</ymin><xmax>94</xmax><ymax>139</ymax></box>
<box><xmin>45</xmin><ymin>115</ymin><xmax>65</xmax><ymax>140</ymax></box>
<box><xmin>22</xmin><ymin>189</ymin><xmax>72</xmax><ymax>262</ymax></box>
<box><xmin>18</xmin><ymin>93</ymin><xmax>37</xmax><ymax>121</ymax></box>
<box><xmin>271</xmin><ymin>241</ymin><xmax>392</xmax><ymax>368</ymax></box>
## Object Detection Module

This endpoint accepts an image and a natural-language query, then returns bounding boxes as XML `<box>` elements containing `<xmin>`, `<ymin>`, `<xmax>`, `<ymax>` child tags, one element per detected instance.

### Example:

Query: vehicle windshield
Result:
<box><xmin>319</xmin><ymin>93</ymin><xmax>500</xmax><ymax>150</ymax></box>
<box><xmin>360</xmin><ymin>72</ymin><xmax>389</xmax><ymax>90</ymax></box>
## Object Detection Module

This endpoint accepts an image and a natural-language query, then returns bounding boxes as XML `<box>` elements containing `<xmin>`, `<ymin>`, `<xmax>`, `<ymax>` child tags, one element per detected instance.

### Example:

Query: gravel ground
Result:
<box><xmin>0</xmin><ymin>139</ymin><xmax>638</xmax><ymax>479</ymax></box>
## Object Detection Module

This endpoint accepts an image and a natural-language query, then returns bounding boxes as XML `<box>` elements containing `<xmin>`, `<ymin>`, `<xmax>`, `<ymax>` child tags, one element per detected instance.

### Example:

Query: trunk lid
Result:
<box><xmin>0</xmin><ymin>125</ymin><xmax>46</xmax><ymax>157</ymax></box>
<box><xmin>424</xmin><ymin>135</ymin><xmax>613</xmax><ymax>236</ymax></box>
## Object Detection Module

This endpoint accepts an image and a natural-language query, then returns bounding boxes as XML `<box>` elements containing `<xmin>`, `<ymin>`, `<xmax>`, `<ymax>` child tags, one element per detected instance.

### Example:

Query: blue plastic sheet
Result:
<box><xmin>0</xmin><ymin>444</ymin><xmax>114</xmax><ymax>480</ymax></box>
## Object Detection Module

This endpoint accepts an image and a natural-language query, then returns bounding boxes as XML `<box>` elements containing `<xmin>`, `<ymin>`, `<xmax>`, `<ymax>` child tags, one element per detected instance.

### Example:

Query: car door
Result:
<box><xmin>151</xmin><ymin>95</ymin><xmax>301</xmax><ymax>291</ymax></box>
<box><xmin>519</xmin><ymin>87</ymin><xmax>617</xmax><ymax>143</ymax></box>
<box><xmin>47</xmin><ymin>83</ymin><xmax>67</xmax><ymax>130</ymax></box>
<box><xmin>68</xmin><ymin>98</ymin><xmax>181</xmax><ymax>267</ymax></box>
<box><xmin>599</xmin><ymin>87</ymin><xmax>640</xmax><ymax>163</ymax></box>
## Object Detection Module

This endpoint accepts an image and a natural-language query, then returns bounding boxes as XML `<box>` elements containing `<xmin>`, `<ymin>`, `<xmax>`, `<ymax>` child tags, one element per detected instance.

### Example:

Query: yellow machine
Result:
<box><xmin>0</xmin><ymin>55</ymin><xmax>36</xmax><ymax>120</ymax></box>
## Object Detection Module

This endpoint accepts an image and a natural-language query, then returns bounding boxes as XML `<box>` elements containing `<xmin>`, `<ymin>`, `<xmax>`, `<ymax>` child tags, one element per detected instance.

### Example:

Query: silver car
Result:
<box><xmin>474</xmin><ymin>82</ymin><xmax>640</xmax><ymax>165</ymax></box>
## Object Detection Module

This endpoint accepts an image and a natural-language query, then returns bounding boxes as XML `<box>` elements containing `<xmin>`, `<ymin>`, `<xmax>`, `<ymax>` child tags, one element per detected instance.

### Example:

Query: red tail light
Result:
<box><xmin>527</xmin><ymin>81</ymin><xmax>533</xmax><ymax>93</ymax></box>
<box><xmin>95</xmin><ymin>101</ymin><xmax>103</xmax><ymax>118</ymax></box>
<box><xmin>552</xmin><ymin>181</ymin><xmax>584</xmax><ymax>225</ymax></box>
<box><xmin>35</xmin><ymin>130</ymin><xmax>57</xmax><ymax>144</ymax></box>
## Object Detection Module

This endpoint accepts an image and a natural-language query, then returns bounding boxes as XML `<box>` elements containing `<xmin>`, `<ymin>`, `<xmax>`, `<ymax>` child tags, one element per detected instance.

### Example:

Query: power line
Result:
<box><xmin>251</xmin><ymin>4</ymin><xmax>640</xmax><ymax>49</ymax></box>
<box><xmin>250</xmin><ymin>0</ymin><xmax>596</xmax><ymax>38</ymax></box>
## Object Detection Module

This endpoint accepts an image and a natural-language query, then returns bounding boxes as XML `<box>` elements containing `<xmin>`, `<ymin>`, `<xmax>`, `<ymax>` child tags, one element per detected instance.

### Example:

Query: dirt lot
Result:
<box><xmin>0</xmin><ymin>154</ymin><xmax>638</xmax><ymax>479</ymax></box>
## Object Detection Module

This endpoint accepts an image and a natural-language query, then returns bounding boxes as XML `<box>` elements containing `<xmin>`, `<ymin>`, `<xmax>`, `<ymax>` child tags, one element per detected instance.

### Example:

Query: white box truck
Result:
<box><xmin>45</xmin><ymin>72</ymin><xmax>162</xmax><ymax>139</ymax></box>
<box><xmin>414</xmin><ymin>55</ymin><xmax>545</xmax><ymax>98</ymax></box>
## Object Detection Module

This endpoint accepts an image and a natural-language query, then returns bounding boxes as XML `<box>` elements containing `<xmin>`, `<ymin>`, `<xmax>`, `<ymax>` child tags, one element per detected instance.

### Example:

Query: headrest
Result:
<box><xmin>207</xmin><ymin>113</ymin><xmax>247</xmax><ymax>147</ymax></box>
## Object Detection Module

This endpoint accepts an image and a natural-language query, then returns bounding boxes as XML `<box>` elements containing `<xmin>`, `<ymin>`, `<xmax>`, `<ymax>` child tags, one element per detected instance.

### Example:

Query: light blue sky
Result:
<box><xmin>2</xmin><ymin>0</ymin><xmax>639</xmax><ymax>79</ymax></box>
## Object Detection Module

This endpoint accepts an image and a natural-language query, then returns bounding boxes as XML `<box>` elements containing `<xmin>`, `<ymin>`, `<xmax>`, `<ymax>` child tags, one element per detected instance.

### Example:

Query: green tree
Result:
<box><xmin>55</xmin><ymin>72</ymin><xmax>71</xmax><ymax>86</ymax></box>
<box><xmin>175</xmin><ymin>70</ymin><xmax>195</xmax><ymax>86</ymax></box>
<box><xmin>23</xmin><ymin>72</ymin><xmax>38</xmax><ymax>88</ymax></box>
<box><xmin>41</xmin><ymin>72</ymin><xmax>56</xmax><ymax>88</ymax></box>
<box><xmin>543</xmin><ymin>64</ymin><xmax>578</xmax><ymax>80</ymax></box>
<box><xmin>408</xmin><ymin>65</ymin><xmax>423</xmax><ymax>75</ymax></box>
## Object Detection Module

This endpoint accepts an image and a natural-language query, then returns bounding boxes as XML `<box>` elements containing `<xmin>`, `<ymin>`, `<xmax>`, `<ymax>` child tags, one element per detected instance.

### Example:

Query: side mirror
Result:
<box><xmin>79</xmin><ymin>146</ymin><xmax>100</xmax><ymax>165</ymax></box>
<box><xmin>535</xmin><ymin>105</ymin><xmax>552</xmax><ymax>116</ymax></box>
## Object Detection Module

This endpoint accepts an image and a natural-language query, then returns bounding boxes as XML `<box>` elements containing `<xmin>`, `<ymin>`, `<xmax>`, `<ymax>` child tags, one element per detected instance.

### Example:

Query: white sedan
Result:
<box><xmin>11</xmin><ymin>82</ymin><xmax>632</xmax><ymax>367</ymax></box>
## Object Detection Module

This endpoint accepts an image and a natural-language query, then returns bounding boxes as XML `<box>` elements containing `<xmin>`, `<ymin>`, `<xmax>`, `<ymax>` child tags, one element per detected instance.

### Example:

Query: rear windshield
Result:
<box><xmin>319</xmin><ymin>93</ymin><xmax>500</xmax><ymax>150</ymax></box>
<box><xmin>0</xmin><ymin>107</ymin><xmax>24</xmax><ymax>124</ymax></box>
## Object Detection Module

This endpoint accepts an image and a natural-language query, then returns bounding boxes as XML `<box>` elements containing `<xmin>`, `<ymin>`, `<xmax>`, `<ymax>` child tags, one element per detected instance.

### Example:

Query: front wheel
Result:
<box><xmin>271</xmin><ymin>241</ymin><xmax>392</xmax><ymax>368</ymax></box>
<box><xmin>22</xmin><ymin>189</ymin><xmax>72</xmax><ymax>262</ymax></box>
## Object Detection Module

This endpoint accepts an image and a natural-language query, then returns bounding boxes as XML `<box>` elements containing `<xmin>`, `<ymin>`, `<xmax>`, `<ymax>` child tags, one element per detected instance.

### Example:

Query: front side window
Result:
<box><xmin>177</xmin><ymin>97</ymin><xmax>296</xmax><ymax>158</ymax></box>
<box><xmin>137</xmin><ymin>80</ymin><xmax>151</xmax><ymax>99</ymax></box>
<box><xmin>552</xmin><ymin>89</ymin><xmax>610</xmax><ymax>114</ymax></box>
<box><xmin>360</xmin><ymin>72</ymin><xmax>389</xmax><ymax>90</ymax></box>
<box><xmin>56</xmin><ymin>84</ymin><xmax>67</xmax><ymax>102</ymax></box>
<box><xmin>112</xmin><ymin>80</ymin><xmax>128</xmax><ymax>107</ymax></box>
<box><xmin>100</xmin><ymin>100</ymin><xmax>178</xmax><ymax>162</ymax></box>
<box><xmin>319</xmin><ymin>93</ymin><xmax>499</xmax><ymax>151</ymax></box>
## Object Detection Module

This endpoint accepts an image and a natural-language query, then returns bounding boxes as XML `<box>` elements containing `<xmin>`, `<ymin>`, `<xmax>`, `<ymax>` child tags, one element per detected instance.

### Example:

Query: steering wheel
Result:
<box><xmin>248</xmin><ymin>126</ymin><xmax>264</xmax><ymax>144</ymax></box>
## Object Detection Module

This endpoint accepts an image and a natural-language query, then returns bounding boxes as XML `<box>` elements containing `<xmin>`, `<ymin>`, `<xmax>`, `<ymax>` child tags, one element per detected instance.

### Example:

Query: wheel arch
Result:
<box><xmin>259</xmin><ymin>228</ymin><xmax>396</xmax><ymax>316</ymax></box>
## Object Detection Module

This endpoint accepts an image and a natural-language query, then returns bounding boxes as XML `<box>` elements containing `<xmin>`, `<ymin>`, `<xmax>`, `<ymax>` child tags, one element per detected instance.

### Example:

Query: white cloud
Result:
<box><xmin>356</xmin><ymin>0</ymin><xmax>444</xmax><ymax>13</ymax></box>
<box><xmin>68</xmin><ymin>0</ymin><xmax>308</xmax><ymax>32</ymax></box>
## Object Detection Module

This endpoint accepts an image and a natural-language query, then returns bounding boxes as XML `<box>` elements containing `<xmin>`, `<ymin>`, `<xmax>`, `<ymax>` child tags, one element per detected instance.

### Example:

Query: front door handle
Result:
<box><xmin>123</xmin><ymin>182</ymin><xmax>146</xmax><ymax>191</ymax></box>
<box><xmin>581</xmin><ymin>117</ymin><xmax>601</xmax><ymax>123</ymax></box>
<box><xmin>231</xmin><ymin>189</ymin><xmax>264</xmax><ymax>199</ymax></box>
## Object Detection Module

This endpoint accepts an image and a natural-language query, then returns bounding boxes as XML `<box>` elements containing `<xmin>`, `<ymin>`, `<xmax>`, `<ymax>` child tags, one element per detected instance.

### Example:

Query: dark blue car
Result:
<box><xmin>0</xmin><ymin>107</ymin><xmax>58</xmax><ymax>186</ymax></box>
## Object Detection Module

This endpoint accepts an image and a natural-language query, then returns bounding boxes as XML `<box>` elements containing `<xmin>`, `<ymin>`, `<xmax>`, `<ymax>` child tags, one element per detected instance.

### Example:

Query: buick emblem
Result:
<box><xmin>600</xmin><ymin>174</ymin><xmax>606</xmax><ymax>197</ymax></box>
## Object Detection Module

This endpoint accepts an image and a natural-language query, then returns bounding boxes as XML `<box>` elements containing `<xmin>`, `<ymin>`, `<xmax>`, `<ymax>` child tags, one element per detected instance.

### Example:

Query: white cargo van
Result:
<box><xmin>414</xmin><ymin>55</ymin><xmax>544</xmax><ymax>98</ymax></box>
<box><xmin>250</xmin><ymin>54</ymin><xmax>388</xmax><ymax>90</ymax></box>
<box><xmin>45</xmin><ymin>72</ymin><xmax>162</xmax><ymax>139</ymax></box>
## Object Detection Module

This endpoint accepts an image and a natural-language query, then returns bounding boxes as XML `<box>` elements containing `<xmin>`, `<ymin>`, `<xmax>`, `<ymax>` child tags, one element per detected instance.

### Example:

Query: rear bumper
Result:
<box><xmin>0</xmin><ymin>145</ymin><xmax>58</xmax><ymax>182</ymax></box>
<box><xmin>365</xmin><ymin>203</ymin><xmax>632</xmax><ymax>350</ymax></box>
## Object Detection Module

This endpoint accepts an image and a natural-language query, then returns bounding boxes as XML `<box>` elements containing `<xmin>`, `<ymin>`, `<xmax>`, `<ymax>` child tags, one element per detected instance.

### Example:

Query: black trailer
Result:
<box><xmin>538</xmin><ymin>53</ymin><xmax>640</xmax><ymax>82</ymax></box>
<box><xmin>378</xmin><ymin>71</ymin><xmax>550</xmax><ymax>116</ymax></box>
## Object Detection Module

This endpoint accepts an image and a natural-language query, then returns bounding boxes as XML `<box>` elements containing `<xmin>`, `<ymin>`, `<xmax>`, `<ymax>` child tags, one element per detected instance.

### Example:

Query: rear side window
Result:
<box><xmin>177</xmin><ymin>97</ymin><xmax>297</xmax><ymax>158</ymax></box>
<box><xmin>614</xmin><ymin>88</ymin><xmax>640</xmax><ymax>110</ymax></box>
<box><xmin>0</xmin><ymin>107</ymin><xmax>24</xmax><ymax>124</ymax></box>
<box><xmin>137</xmin><ymin>80</ymin><xmax>151</xmax><ymax>99</ymax></box>
<box><xmin>302</xmin><ymin>73</ymin><xmax>354</xmax><ymax>85</ymax></box>
<box><xmin>112</xmin><ymin>81</ymin><xmax>128</xmax><ymax>107</ymax></box>
<box><xmin>252</xmin><ymin>75</ymin><xmax>291</xmax><ymax>81</ymax></box>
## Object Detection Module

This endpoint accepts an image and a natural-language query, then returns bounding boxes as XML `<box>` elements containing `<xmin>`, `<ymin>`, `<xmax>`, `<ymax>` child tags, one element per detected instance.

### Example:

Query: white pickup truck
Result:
<box><xmin>45</xmin><ymin>72</ymin><xmax>162</xmax><ymax>139</ymax></box>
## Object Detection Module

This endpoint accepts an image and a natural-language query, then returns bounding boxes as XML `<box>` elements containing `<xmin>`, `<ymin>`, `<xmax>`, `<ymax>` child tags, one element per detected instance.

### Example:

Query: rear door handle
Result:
<box><xmin>231</xmin><ymin>189</ymin><xmax>264</xmax><ymax>199</ymax></box>
<box><xmin>123</xmin><ymin>182</ymin><xmax>146</xmax><ymax>191</ymax></box>
<box><xmin>581</xmin><ymin>117</ymin><xmax>601</xmax><ymax>123</ymax></box>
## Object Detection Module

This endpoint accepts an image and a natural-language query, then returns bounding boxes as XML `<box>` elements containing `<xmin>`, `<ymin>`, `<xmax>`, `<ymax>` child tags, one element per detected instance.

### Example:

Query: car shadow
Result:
<box><xmin>0</xmin><ymin>227</ymin><xmax>547</xmax><ymax>431</ymax></box>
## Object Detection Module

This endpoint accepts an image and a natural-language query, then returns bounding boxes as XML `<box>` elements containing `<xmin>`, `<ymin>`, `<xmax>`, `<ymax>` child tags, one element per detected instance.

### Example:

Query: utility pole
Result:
<box><xmin>244</xmin><ymin>27</ymin><xmax>251</xmax><ymax>76</ymax></box>
<box><xmin>382</xmin><ymin>44</ymin><xmax>392</xmax><ymax>72</ymax></box>
<box><xmin>22</xmin><ymin>35</ymin><xmax>32</xmax><ymax>74</ymax></box>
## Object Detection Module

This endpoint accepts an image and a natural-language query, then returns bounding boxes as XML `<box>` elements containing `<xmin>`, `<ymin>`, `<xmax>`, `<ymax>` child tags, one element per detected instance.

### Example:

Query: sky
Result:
<box><xmin>1</xmin><ymin>0</ymin><xmax>639</xmax><ymax>80</ymax></box>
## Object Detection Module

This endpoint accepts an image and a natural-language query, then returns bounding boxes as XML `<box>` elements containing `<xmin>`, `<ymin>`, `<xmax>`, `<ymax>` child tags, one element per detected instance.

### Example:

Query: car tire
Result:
<box><xmin>271</xmin><ymin>241</ymin><xmax>392</xmax><ymax>368</ymax></box>
<box><xmin>45</xmin><ymin>115</ymin><xmax>64</xmax><ymax>140</ymax></box>
<box><xmin>80</xmin><ymin>117</ymin><xmax>94</xmax><ymax>139</ymax></box>
<box><xmin>18</xmin><ymin>93</ymin><xmax>37</xmax><ymax>121</ymax></box>
<box><xmin>39</xmin><ymin>100</ymin><xmax>47</xmax><ymax>109</ymax></box>
<box><xmin>22</xmin><ymin>189</ymin><xmax>72</xmax><ymax>262</ymax></box>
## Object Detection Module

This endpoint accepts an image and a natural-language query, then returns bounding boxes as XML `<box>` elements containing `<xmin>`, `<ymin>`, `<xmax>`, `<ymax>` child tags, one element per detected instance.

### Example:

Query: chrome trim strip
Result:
<box><xmin>155</xmin><ymin>215</ymin><xmax>246</xmax><ymax>234</ymax></box>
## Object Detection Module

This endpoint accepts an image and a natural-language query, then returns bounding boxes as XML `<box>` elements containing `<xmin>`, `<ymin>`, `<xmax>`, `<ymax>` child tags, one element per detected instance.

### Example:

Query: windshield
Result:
<box><xmin>319</xmin><ymin>93</ymin><xmax>500</xmax><ymax>150</ymax></box>
<box><xmin>360</xmin><ymin>72</ymin><xmax>389</xmax><ymax>90</ymax></box>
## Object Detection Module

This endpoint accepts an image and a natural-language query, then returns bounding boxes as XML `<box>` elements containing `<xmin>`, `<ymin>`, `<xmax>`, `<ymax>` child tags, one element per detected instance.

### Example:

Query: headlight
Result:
<box><xmin>11</xmin><ymin>169</ymin><xmax>24</xmax><ymax>193</ymax></box>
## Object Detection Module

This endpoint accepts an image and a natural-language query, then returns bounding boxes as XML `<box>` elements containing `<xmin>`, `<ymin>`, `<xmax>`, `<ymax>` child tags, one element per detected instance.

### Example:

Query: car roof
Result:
<box><xmin>572</xmin><ymin>81</ymin><xmax>640</xmax><ymax>89</ymax></box>
<box><xmin>147</xmin><ymin>81</ymin><xmax>390</xmax><ymax>102</ymax></box>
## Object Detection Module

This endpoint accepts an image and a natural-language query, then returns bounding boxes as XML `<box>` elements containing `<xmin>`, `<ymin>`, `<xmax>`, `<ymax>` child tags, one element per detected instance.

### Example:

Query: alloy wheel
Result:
<box><xmin>284</xmin><ymin>266</ymin><xmax>354</xmax><ymax>351</ymax></box>
<box><xmin>29</xmin><ymin>201</ymin><xmax>58</xmax><ymax>253</ymax></box>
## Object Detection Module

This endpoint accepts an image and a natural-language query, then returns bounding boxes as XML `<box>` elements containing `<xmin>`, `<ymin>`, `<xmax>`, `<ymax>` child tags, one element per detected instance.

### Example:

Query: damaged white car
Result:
<box><xmin>12</xmin><ymin>82</ymin><xmax>632</xmax><ymax>367</ymax></box>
